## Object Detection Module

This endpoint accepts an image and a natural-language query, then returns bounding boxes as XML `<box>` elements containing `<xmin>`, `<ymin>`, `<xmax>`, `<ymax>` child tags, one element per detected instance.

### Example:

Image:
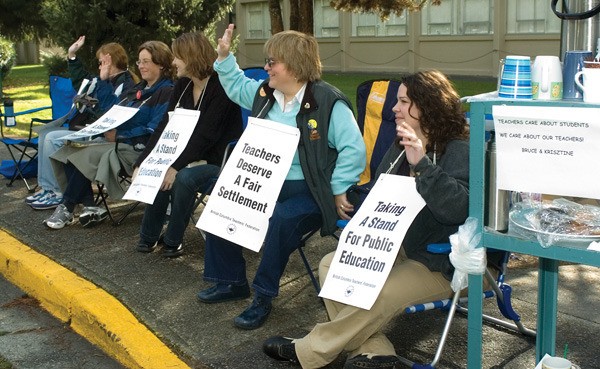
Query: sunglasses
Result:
<box><xmin>265</xmin><ymin>57</ymin><xmax>279</xmax><ymax>68</ymax></box>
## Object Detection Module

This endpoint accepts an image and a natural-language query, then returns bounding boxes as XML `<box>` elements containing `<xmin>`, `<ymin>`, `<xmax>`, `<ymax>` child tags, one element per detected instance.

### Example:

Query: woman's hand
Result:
<box><xmin>98</xmin><ymin>53</ymin><xmax>113</xmax><ymax>80</ymax></box>
<box><xmin>217</xmin><ymin>24</ymin><xmax>235</xmax><ymax>61</ymax></box>
<box><xmin>104</xmin><ymin>129</ymin><xmax>117</xmax><ymax>142</ymax></box>
<box><xmin>397</xmin><ymin>121</ymin><xmax>425</xmax><ymax>167</ymax></box>
<box><xmin>335</xmin><ymin>193</ymin><xmax>354</xmax><ymax>221</ymax></box>
<box><xmin>67</xmin><ymin>36</ymin><xmax>85</xmax><ymax>59</ymax></box>
<box><xmin>160</xmin><ymin>167</ymin><xmax>178</xmax><ymax>191</ymax></box>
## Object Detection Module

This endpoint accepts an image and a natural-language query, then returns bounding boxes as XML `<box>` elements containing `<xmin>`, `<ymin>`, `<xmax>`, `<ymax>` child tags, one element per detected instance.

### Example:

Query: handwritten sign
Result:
<box><xmin>123</xmin><ymin>108</ymin><xmax>200</xmax><ymax>203</ymax></box>
<box><xmin>319</xmin><ymin>174</ymin><xmax>426</xmax><ymax>310</ymax></box>
<box><xmin>493</xmin><ymin>105</ymin><xmax>600</xmax><ymax>199</ymax></box>
<box><xmin>60</xmin><ymin>105</ymin><xmax>139</xmax><ymax>141</ymax></box>
<box><xmin>197</xmin><ymin>117</ymin><xmax>300</xmax><ymax>252</ymax></box>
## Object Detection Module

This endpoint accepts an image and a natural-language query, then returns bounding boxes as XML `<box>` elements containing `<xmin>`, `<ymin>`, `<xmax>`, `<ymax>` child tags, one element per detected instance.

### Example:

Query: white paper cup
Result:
<box><xmin>541</xmin><ymin>356</ymin><xmax>579</xmax><ymax>369</ymax></box>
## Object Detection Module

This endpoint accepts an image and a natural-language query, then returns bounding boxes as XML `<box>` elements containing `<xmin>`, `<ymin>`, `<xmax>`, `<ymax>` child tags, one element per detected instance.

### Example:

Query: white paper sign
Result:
<box><xmin>197</xmin><ymin>117</ymin><xmax>300</xmax><ymax>252</ymax></box>
<box><xmin>123</xmin><ymin>108</ymin><xmax>200</xmax><ymax>203</ymax></box>
<box><xmin>493</xmin><ymin>105</ymin><xmax>600</xmax><ymax>199</ymax></box>
<box><xmin>319</xmin><ymin>174</ymin><xmax>426</xmax><ymax>310</ymax></box>
<box><xmin>60</xmin><ymin>105</ymin><xmax>140</xmax><ymax>141</ymax></box>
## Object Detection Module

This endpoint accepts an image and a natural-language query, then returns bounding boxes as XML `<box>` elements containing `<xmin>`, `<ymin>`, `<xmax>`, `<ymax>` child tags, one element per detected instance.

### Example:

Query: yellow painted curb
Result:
<box><xmin>0</xmin><ymin>229</ymin><xmax>191</xmax><ymax>369</ymax></box>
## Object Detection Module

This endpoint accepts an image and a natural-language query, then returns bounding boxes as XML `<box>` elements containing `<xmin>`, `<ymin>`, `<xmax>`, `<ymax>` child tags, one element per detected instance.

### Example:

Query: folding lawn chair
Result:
<box><xmin>298</xmin><ymin>79</ymin><xmax>402</xmax><ymax>293</ymax></box>
<box><xmin>0</xmin><ymin>75</ymin><xmax>76</xmax><ymax>191</ymax></box>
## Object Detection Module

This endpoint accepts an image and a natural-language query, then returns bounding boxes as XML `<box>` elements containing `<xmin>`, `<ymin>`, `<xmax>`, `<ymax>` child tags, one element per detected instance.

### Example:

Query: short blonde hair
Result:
<box><xmin>264</xmin><ymin>30</ymin><xmax>321</xmax><ymax>82</ymax></box>
<box><xmin>171</xmin><ymin>32</ymin><xmax>216</xmax><ymax>80</ymax></box>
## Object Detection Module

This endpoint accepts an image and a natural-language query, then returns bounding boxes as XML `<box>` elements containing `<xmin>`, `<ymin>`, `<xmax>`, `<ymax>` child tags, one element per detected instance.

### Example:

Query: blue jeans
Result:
<box><xmin>203</xmin><ymin>180</ymin><xmax>322</xmax><ymax>297</ymax></box>
<box><xmin>139</xmin><ymin>164</ymin><xmax>220</xmax><ymax>247</ymax></box>
<box><xmin>37</xmin><ymin>128</ymin><xmax>69</xmax><ymax>193</ymax></box>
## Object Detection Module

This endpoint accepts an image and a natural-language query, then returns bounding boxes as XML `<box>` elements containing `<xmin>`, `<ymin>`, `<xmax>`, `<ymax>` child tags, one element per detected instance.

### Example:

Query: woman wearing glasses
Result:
<box><xmin>197</xmin><ymin>24</ymin><xmax>366</xmax><ymax>330</ymax></box>
<box><xmin>27</xmin><ymin>36</ymin><xmax>136</xmax><ymax>211</ymax></box>
<box><xmin>133</xmin><ymin>32</ymin><xmax>243</xmax><ymax>258</ymax></box>
<box><xmin>44</xmin><ymin>41</ymin><xmax>174</xmax><ymax>230</ymax></box>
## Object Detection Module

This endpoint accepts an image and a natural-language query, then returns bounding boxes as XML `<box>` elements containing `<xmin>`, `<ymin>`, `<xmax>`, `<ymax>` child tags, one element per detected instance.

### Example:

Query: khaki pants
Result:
<box><xmin>295</xmin><ymin>250</ymin><xmax>453</xmax><ymax>369</ymax></box>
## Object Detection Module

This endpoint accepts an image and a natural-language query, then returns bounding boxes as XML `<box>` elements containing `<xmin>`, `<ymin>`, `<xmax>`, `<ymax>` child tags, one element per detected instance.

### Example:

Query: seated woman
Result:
<box><xmin>27</xmin><ymin>36</ymin><xmax>135</xmax><ymax>210</ymax></box>
<box><xmin>262</xmin><ymin>70</ymin><xmax>471</xmax><ymax>369</ymax></box>
<box><xmin>196</xmin><ymin>24</ymin><xmax>366</xmax><ymax>330</ymax></box>
<box><xmin>43</xmin><ymin>41</ymin><xmax>175</xmax><ymax>230</ymax></box>
<box><xmin>134</xmin><ymin>32</ymin><xmax>243</xmax><ymax>258</ymax></box>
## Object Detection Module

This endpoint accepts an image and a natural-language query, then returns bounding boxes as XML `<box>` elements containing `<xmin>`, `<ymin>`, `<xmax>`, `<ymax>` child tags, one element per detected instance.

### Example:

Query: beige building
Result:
<box><xmin>231</xmin><ymin>0</ymin><xmax>562</xmax><ymax>77</ymax></box>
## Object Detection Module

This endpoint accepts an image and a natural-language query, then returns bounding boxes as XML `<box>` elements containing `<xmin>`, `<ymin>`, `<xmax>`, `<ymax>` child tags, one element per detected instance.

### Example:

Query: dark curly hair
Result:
<box><xmin>401</xmin><ymin>70</ymin><xmax>468</xmax><ymax>155</ymax></box>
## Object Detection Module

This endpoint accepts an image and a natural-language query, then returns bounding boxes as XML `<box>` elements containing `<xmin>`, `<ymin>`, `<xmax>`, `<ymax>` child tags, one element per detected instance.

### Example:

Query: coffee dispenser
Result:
<box><xmin>552</xmin><ymin>0</ymin><xmax>600</xmax><ymax>57</ymax></box>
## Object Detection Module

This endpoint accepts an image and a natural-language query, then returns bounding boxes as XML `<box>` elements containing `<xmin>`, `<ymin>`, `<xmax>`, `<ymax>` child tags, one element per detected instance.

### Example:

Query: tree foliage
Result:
<box><xmin>330</xmin><ymin>0</ymin><xmax>442</xmax><ymax>21</ymax></box>
<box><xmin>41</xmin><ymin>0</ymin><xmax>235</xmax><ymax>69</ymax></box>
<box><xmin>0</xmin><ymin>0</ymin><xmax>48</xmax><ymax>41</ymax></box>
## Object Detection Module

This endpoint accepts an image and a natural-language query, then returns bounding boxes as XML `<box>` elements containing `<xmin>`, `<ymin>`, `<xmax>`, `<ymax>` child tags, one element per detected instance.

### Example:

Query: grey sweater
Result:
<box><xmin>375</xmin><ymin>139</ymin><xmax>469</xmax><ymax>280</ymax></box>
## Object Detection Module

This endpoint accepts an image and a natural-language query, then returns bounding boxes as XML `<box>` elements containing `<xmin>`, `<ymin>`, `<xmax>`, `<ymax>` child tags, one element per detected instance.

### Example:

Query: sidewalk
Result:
<box><xmin>1</xmin><ymin>173</ymin><xmax>599</xmax><ymax>368</ymax></box>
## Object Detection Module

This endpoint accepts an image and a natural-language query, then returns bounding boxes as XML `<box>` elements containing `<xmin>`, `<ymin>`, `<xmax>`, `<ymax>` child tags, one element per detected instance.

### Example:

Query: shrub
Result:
<box><xmin>41</xmin><ymin>51</ymin><xmax>69</xmax><ymax>78</ymax></box>
<box><xmin>0</xmin><ymin>37</ymin><xmax>16</xmax><ymax>81</ymax></box>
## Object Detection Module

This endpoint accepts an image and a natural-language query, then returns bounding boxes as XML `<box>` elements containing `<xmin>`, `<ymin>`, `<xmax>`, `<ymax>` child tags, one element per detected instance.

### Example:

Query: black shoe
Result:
<box><xmin>343</xmin><ymin>354</ymin><xmax>400</xmax><ymax>369</ymax></box>
<box><xmin>162</xmin><ymin>244</ymin><xmax>183</xmax><ymax>258</ymax></box>
<box><xmin>263</xmin><ymin>336</ymin><xmax>299</xmax><ymax>363</ymax></box>
<box><xmin>234</xmin><ymin>295</ymin><xmax>272</xmax><ymax>330</ymax></box>
<box><xmin>136</xmin><ymin>240</ymin><xmax>157</xmax><ymax>253</ymax></box>
<box><xmin>197</xmin><ymin>283</ymin><xmax>250</xmax><ymax>303</ymax></box>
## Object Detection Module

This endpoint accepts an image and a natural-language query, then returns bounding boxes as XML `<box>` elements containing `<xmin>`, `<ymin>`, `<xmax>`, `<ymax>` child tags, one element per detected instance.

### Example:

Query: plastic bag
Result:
<box><xmin>448</xmin><ymin>217</ymin><xmax>487</xmax><ymax>292</ymax></box>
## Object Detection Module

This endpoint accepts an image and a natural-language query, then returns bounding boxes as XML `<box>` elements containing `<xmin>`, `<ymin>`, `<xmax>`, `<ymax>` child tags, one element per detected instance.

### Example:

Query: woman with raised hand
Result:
<box><xmin>134</xmin><ymin>32</ymin><xmax>243</xmax><ymax>258</ymax></box>
<box><xmin>44</xmin><ymin>41</ymin><xmax>174</xmax><ymax>230</ymax></box>
<box><xmin>263</xmin><ymin>70</ymin><xmax>472</xmax><ymax>369</ymax></box>
<box><xmin>197</xmin><ymin>24</ymin><xmax>366</xmax><ymax>330</ymax></box>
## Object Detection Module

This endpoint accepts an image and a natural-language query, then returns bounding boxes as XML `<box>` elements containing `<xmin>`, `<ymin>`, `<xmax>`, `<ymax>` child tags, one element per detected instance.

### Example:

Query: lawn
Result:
<box><xmin>1</xmin><ymin>64</ymin><xmax>497</xmax><ymax>128</ymax></box>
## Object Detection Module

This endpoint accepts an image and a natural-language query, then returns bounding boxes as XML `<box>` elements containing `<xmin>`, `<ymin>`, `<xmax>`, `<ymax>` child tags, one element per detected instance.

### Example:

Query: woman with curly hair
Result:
<box><xmin>263</xmin><ymin>70</ymin><xmax>472</xmax><ymax>369</ymax></box>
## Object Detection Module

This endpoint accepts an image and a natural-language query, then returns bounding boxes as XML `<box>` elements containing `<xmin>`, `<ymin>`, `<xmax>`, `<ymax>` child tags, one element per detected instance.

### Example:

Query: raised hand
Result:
<box><xmin>217</xmin><ymin>24</ymin><xmax>235</xmax><ymax>61</ymax></box>
<box><xmin>68</xmin><ymin>36</ymin><xmax>86</xmax><ymax>59</ymax></box>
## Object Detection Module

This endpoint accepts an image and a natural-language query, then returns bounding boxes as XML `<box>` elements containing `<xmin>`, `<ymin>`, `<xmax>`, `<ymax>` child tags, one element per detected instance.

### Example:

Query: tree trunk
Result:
<box><xmin>298</xmin><ymin>0</ymin><xmax>314</xmax><ymax>35</ymax></box>
<box><xmin>289</xmin><ymin>0</ymin><xmax>299</xmax><ymax>31</ymax></box>
<box><xmin>269</xmin><ymin>0</ymin><xmax>284</xmax><ymax>34</ymax></box>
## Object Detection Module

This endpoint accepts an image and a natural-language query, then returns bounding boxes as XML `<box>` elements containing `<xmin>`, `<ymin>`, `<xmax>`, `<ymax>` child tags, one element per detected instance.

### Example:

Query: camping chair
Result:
<box><xmin>298</xmin><ymin>79</ymin><xmax>401</xmax><ymax>293</ymax></box>
<box><xmin>397</xmin><ymin>245</ymin><xmax>536</xmax><ymax>368</ymax></box>
<box><xmin>0</xmin><ymin>76</ymin><xmax>76</xmax><ymax>191</ymax></box>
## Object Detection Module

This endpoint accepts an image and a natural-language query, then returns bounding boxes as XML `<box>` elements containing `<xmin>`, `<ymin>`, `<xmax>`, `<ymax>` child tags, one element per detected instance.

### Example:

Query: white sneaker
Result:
<box><xmin>79</xmin><ymin>206</ymin><xmax>108</xmax><ymax>227</ymax></box>
<box><xmin>44</xmin><ymin>204</ymin><xmax>74</xmax><ymax>229</ymax></box>
<box><xmin>26</xmin><ymin>189</ymin><xmax>50</xmax><ymax>204</ymax></box>
<box><xmin>30</xmin><ymin>191</ymin><xmax>63</xmax><ymax>210</ymax></box>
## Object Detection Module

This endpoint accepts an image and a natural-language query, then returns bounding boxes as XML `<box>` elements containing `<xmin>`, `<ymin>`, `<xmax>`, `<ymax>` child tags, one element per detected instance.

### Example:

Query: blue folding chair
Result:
<box><xmin>0</xmin><ymin>75</ymin><xmax>76</xmax><ymax>191</ymax></box>
<box><xmin>298</xmin><ymin>79</ymin><xmax>401</xmax><ymax>293</ymax></box>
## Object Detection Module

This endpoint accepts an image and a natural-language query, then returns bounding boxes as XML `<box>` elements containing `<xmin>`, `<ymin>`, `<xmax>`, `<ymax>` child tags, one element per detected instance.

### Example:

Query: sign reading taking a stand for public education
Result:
<box><xmin>319</xmin><ymin>174</ymin><xmax>426</xmax><ymax>310</ymax></box>
<box><xmin>123</xmin><ymin>108</ymin><xmax>200</xmax><ymax>204</ymax></box>
<box><xmin>493</xmin><ymin>105</ymin><xmax>600</xmax><ymax>199</ymax></box>
<box><xmin>60</xmin><ymin>105</ymin><xmax>140</xmax><ymax>141</ymax></box>
<box><xmin>197</xmin><ymin>117</ymin><xmax>300</xmax><ymax>252</ymax></box>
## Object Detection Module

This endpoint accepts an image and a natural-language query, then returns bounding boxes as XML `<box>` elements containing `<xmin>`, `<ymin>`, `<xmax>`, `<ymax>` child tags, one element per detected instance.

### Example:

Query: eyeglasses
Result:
<box><xmin>265</xmin><ymin>57</ymin><xmax>278</xmax><ymax>68</ymax></box>
<box><xmin>136</xmin><ymin>59</ymin><xmax>153</xmax><ymax>67</ymax></box>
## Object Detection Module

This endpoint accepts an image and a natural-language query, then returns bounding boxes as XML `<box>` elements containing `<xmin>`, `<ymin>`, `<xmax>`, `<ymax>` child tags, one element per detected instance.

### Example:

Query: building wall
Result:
<box><xmin>233</xmin><ymin>0</ymin><xmax>562</xmax><ymax>78</ymax></box>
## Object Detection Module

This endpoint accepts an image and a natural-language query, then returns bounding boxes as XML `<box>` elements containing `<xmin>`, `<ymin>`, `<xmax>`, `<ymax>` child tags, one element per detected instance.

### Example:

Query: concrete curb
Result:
<box><xmin>0</xmin><ymin>228</ymin><xmax>191</xmax><ymax>369</ymax></box>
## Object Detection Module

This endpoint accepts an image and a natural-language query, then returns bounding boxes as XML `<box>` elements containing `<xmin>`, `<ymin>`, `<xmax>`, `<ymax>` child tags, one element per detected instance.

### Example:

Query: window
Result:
<box><xmin>314</xmin><ymin>0</ymin><xmax>340</xmax><ymax>37</ymax></box>
<box><xmin>507</xmin><ymin>0</ymin><xmax>561</xmax><ymax>33</ymax></box>
<box><xmin>246</xmin><ymin>2</ymin><xmax>271</xmax><ymax>39</ymax></box>
<box><xmin>421</xmin><ymin>0</ymin><xmax>493</xmax><ymax>35</ymax></box>
<box><xmin>351</xmin><ymin>12</ymin><xmax>408</xmax><ymax>37</ymax></box>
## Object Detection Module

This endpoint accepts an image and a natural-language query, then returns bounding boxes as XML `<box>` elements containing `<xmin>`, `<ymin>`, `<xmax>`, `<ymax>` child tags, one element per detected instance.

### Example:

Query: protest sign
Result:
<box><xmin>197</xmin><ymin>117</ymin><xmax>300</xmax><ymax>252</ymax></box>
<box><xmin>60</xmin><ymin>105</ymin><xmax>139</xmax><ymax>141</ymax></box>
<box><xmin>123</xmin><ymin>108</ymin><xmax>200</xmax><ymax>203</ymax></box>
<box><xmin>319</xmin><ymin>174</ymin><xmax>426</xmax><ymax>310</ymax></box>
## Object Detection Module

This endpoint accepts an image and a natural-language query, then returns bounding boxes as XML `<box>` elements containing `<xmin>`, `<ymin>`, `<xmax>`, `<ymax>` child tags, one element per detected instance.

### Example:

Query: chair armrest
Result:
<box><xmin>13</xmin><ymin>106</ymin><xmax>52</xmax><ymax>117</ymax></box>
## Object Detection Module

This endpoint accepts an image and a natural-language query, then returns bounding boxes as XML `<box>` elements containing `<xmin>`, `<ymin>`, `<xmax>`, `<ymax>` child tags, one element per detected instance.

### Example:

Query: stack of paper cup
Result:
<box><xmin>498</xmin><ymin>55</ymin><xmax>533</xmax><ymax>99</ymax></box>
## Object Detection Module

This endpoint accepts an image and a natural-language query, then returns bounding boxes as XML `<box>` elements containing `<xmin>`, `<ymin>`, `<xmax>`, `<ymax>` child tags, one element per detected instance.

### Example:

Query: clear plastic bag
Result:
<box><xmin>448</xmin><ymin>217</ymin><xmax>487</xmax><ymax>292</ymax></box>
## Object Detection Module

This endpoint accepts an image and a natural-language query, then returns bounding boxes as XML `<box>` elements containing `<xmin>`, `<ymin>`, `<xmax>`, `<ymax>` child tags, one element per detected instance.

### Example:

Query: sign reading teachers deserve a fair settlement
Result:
<box><xmin>493</xmin><ymin>105</ymin><xmax>600</xmax><ymax>199</ymax></box>
<box><xmin>60</xmin><ymin>105</ymin><xmax>140</xmax><ymax>141</ymax></box>
<box><xmin>123</xmin><ymin>108</ymin><xmax>200</xmax><ymax>203</ymax></box>
<box><xmin>319</xmin><ymin>174</ymin><xmax>426</xmax><ymax>310</ymax></box>
<box><xmin>197</xmin><ymin>117</ymin><xmax>300</xmax><ymax>252</ymax></box>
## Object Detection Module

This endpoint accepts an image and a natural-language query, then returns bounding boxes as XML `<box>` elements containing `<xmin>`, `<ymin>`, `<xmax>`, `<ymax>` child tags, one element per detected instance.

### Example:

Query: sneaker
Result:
<box><xmin>26</xmin><ymin>189</ymin><xmax>50</xmax><ymax>204</ymax></box>
<box><xmin>79</xmin><ymin>206</ymin><xmax>108</xmax><ymax>227</ymax></box>
<box><xmin>44</xmin><ymin>204</ymin><xmax>74</xmax><ymax>229</ymax></box>
<box><xmin>30</xmin><ymin>191</ymin><xmax>63</xmax><ymax>210</ymax></box>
